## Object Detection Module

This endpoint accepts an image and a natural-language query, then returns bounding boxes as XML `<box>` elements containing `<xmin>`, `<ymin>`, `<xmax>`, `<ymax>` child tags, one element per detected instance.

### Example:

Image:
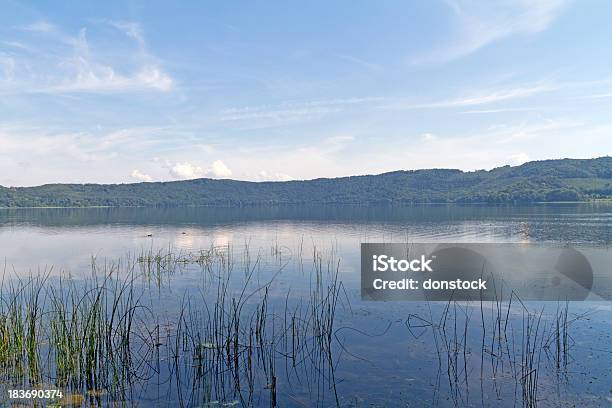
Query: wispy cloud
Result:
<box><xmin>219</xmin><ymin>97</ymin><xmax>383</xmax><ymax>123</ymax></box>
<box><xmin>364</xmin><ymin>116</ymin><xmax>601</xmax><ymax>173</ymax></box>
<box><xmin>19</xmin><ymin>21</ymin><xmax>57</xmax><ymax>33</ymax></box>
<box><xmin>0</xmin><ymin>123</ymin><xmax>178</xmax><ymax>162</ymax></box>
<box><xmin>441</xmin><ymin>83</ymin><xmax>555</xmax><ymax>106</ymax></box>
<box><xmin>0</xmin><ymin>53</ymin><xmax>16</xmax><ymax>79</ymax></box>
<box><xmin>4</xmin><ymin>20</ymin><xmax>173</xmax><ymax>94</ymax></box>
<box><xmin>38</xmin><ymin>64</ymin><xmax>173</xmax><ymax>93</ymax></box>
<box><xmin>412</xmin><ymin>0</ymin><xmax>570</xmax><ymax>64</ymax></box>
<box><xmin>491</xmin><ymin>118</ymin><xmax>581</xmax><ymax>144</ymax></box>
<box><xmin>391</xmin><ymin>76</ymin><xmax>612</xmax><ymax>112</ymax></box>
<box><xmin>461</xmin><ymin>107</ymin><xmax>539</xmax><ymax>114</ymax></box>
<box><xmin>332</xmin><ymin>53</ymin><xmax>382</xmax><ymax>71</ymax></box>
<box><xmin>576</xmin><ymin>92</ymin><xmax>612</xmax><ymax>100</ymax></box>
<box><xmin>216</xmin><ymin>98</ymin><xmax>383</xmax><ymax>131</ymax></box>
<box><xmin>109</xmin><ymin>21</ymin><xmax>145</xmax><ymax>49</ymax></box>
<box><xmin>383</xmin><ymin>81</ymin><xmax>556</xmax><ymax>110</ymax></box>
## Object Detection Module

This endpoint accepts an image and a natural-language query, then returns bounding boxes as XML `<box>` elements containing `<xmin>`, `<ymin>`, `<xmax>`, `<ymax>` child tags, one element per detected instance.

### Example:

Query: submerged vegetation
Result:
<box><xmin>0</xmin><ymin>244</ymin><xmax>345</xmax><ymax>407</ymax></box>
<box><xmin>407</xmin><ymin>295</ymin><xmax>582</xmax><ymax>408</ymax></box>
<box><xmin>3</xmin><ymin>157</ymin><xmax>612</xmax><ymax>206</ymax></box>
<box><xmin>0</xmin><ymin>242</ymin><xmax>597</xmax><ymax>407</ymax></box>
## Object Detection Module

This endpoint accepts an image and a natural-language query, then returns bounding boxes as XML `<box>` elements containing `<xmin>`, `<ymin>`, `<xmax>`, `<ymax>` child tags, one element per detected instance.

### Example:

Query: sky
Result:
<box><xmin>1</xmin><ymin>0</ymin><xmax>612</xmax><ymax>186</ymax></box>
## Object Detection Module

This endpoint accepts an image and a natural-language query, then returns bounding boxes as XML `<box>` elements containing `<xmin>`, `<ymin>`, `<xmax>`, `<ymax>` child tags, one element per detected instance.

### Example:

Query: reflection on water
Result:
<box><xmin>0</xmin><ymin>205</ymin><xmax>610</xmax><ymax>407</ymax></box>
<box><xmin>2</xmin><ymin>203</ymin><xmax>612</xmax><ymax>273</ymax></box>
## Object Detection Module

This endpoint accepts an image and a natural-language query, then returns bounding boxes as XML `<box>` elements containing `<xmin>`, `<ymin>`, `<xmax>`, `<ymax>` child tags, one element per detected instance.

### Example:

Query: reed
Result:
<box><xmin>406</xmin><ymin>291</ymin><xmax>580</xmax><ymax>408</ymax></box>
<box><xmin>0</xmin><ymin>241</ymin><xmax>582</xmax><ymax>407</ymax></box>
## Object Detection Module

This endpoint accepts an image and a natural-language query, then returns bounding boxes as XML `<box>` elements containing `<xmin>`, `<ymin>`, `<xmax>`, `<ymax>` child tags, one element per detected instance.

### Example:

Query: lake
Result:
<box><xmin>0</xmin><ymin>204</ymin><xmax>610</xmax><ymax>407</ymax></box>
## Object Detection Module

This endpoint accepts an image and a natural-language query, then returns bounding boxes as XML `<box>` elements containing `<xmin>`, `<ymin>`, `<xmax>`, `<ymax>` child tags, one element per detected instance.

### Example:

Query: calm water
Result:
<box><xmin>0</xmin><ymin>204</ymin><xmax>611</xmax><ymax>407</ymax></box>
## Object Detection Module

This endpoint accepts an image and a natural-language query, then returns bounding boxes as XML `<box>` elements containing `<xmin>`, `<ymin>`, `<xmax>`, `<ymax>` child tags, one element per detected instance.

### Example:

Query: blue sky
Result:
<box><xmin>1</xmin><ymin>0</ymin><xmax>612</xmax><ymax>186</ymax></box>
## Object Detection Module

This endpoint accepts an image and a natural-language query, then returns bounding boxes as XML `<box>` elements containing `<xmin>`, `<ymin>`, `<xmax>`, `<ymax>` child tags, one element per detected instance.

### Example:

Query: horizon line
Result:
<box><xmin>4</xmin><ymin>155</ymin><xmax>611</xmax><ymax>189</ymax></box>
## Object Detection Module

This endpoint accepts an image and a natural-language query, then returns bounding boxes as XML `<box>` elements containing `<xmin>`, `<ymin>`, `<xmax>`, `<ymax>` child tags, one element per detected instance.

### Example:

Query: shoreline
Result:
<box><xmin>1</xmin><ymin>199</ymin><xmax>612</xmax><ymax>210</ymax></box>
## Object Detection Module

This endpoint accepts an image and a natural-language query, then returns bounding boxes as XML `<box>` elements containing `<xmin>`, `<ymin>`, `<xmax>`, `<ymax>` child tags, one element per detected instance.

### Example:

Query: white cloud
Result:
<box><xmin>208</xmin><ymin>160</ymin><xmax>232</xmax><ymax>178</ymax></box>
<box><xmin>255</xmin><ymin>171</ymin><xmax>293</xmax><ymax>182</ymax></box>
<box><xmin>131</xmin><ymin>169</ymin><xmax>152</xmax><ymax>182</ymax></box>
<box><xmin>170</xmin><ymin>162</ymin><xmax>204</xmax><ymax>179</ymax></box>
<box><xmin>508</xmin><ymin>152</ymin><xmax>530</xmax><ymax>165</ymax></box>
<box><xmin>4</xmin><ymin>118</ymin><xmax>612</xmax><ymax>186</ymax></box>
<box><xmin>412</xmin><ymin>0</ymin><xmax>570</xmax><ymax>64</ymax></box>
<box><xmin>167</xmin><ymin>160</ymin><xmax>232</xmax><ymax>180</ymax></box>
<box><xmin>421</xmin><ymin>133</ymin><xmax>438</xmax><ymax>141</ymax></box>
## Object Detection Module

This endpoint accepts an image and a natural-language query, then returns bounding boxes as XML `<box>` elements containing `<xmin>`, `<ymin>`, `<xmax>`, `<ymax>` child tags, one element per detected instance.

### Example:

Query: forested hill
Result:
<box><xmin>3</xmin><ymin>157</ymin><xmax>612</xmax><ymax>207</ymax></box>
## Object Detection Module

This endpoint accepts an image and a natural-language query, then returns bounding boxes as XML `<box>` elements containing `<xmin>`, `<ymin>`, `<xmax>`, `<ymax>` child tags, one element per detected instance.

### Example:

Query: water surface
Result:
<box><xmin>0</xmin><ymin>204</ymin><xmax>610</xmax><ymax>407</ymax></box>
